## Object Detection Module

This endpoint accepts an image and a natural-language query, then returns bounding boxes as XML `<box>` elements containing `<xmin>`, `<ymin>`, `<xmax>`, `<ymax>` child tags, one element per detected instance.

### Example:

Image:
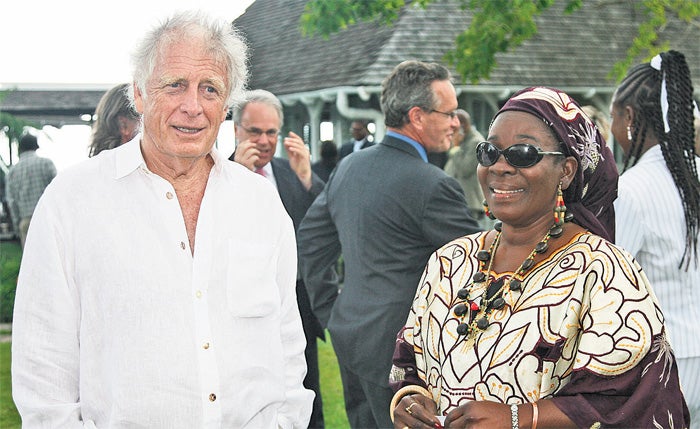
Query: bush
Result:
<box><xmin>0</xmin><ymin>241</ymin><xmax>21</xmax><ymax>323</ymax></box>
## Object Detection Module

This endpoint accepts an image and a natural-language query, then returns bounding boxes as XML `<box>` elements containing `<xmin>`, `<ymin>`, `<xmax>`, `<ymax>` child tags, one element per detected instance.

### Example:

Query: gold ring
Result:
<box><xmin>406</xmin><ymin>402</ymin><xmax>418</xmax><ymax>415</ymax></box>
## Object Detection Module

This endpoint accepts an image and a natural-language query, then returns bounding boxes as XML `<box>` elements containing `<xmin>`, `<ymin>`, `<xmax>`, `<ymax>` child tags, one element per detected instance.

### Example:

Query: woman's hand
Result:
<box><xmin>444</xmin><ymin>401</ymin><xmax>511</xmax><ymax>428</ymax></box>
<box><xmin>393</xmin><ymin>393</ymin><xmax>443</xmax><ymax>429</ymax></box>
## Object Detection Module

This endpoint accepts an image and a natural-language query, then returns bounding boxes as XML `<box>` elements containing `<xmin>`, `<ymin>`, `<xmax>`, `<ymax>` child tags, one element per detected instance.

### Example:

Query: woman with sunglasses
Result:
<box><xmin>388</xmin><ymin>87</ymin><xmax>689</xmax><ymax>429</ymax></box>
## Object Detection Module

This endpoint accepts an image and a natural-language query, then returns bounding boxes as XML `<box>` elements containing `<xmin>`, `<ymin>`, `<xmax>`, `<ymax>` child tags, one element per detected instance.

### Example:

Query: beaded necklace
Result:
<box><xmin>454</xmin><ymin>221</ymin><xmax>563</xmax><ymax>338</ymax></box>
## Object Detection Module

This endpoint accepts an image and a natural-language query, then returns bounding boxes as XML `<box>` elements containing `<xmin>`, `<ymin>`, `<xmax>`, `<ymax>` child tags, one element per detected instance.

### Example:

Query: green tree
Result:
<box><xmin>300</xmin><ymin>0</ymin><xmax>700</xmax><ymax>83</ymax></box>
<box><xmin>0</xmin><ymin>90</ymin><xmax>39</xmax><ymax>165</ymax></box>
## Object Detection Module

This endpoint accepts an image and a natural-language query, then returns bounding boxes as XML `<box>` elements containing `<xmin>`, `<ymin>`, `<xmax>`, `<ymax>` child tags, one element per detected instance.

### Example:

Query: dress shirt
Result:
<box><xmin>11</xmin><ymin>137</ymin><xmax>313</xmax><ymax>428</ymax></box>
<box><xmin>615</xmin><ymin>145</ymin><xmax>700</xmax><ymax>358</ymax></box>
<box><xmin>385</xmin><ymin>131</ymin><xmax>428</xmax><ymax>162</ymax></box>
<box><xmin>4</xmin><ymin>150</ymin><xmax>56</xmax><ymax>230</ymax></box>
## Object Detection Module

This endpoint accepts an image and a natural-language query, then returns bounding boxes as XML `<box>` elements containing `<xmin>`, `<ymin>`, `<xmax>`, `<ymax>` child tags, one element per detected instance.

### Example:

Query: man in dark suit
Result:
<box><xmin>229</xmin><ymin>89</ymin><xmax>326</xmax><ymax>428</ymax></box>
<box><xmin>338</xmin><ymin>120</ymin><xmax>374</xmax><ymax>160</ymax></box>
<box><xmin>298</xmin><ymin>61</ymin><xmax>481</xmax><ymax>428</ymax></box>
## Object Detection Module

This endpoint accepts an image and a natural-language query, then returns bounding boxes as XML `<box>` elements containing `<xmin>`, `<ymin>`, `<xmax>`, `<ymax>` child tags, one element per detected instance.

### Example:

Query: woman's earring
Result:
<box><xmin>483</xmin><ymin>200</ymin><xmax>496</xmax><ymax>220</ymax></box>
<box><xmin>554</xmin><ymin>182</ymin><xmax>566</xmax><ymax>226</ymax></box>
<box><xmin>626</xmin><ymin>125</ymin><xmax>633</xmax><ymax>142</ymax></box>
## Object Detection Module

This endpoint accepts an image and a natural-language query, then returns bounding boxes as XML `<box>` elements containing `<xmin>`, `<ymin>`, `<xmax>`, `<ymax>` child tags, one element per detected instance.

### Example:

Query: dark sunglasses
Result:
<box><xmin>476</xmin><ymin>141</ymin><xmax>564</xmax><ymax>168</ymax></box>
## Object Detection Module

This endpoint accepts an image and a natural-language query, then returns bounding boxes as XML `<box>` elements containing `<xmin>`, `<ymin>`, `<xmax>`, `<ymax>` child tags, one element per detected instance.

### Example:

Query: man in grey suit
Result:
<box><xmin>230</xmin><ymin>89</ymin><xmax>326</xmax><ymax>428</ymax></box>
<box><xmin>298</xmin><ymin>61</ymin><xmax>481</xmax><ymax>428</ymax></box>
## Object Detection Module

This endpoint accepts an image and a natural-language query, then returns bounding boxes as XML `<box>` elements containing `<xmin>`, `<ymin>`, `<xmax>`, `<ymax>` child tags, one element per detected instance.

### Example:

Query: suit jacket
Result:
<box><xmin>297</xmin><ymin>134</ymin><xmax>480</xmax><ymax>382</ymax></box>
<box><xmin>338</xmin><ymin>138</ymin><xmax>374</xmax><ymax>160</ymax></box>
<box><xmin>269</xmin><ymin>157</ymin><xmax>326</xmax><ymax>341</ymax></box>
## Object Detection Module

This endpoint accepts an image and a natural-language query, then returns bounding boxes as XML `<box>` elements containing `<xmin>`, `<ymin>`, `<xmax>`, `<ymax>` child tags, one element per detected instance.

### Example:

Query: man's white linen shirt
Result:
<box><xmin>615</xmin><ymin>145</ymin><xmax>700</xmax><ymax>358</ymax></box>
<box><xmin>11</xmin><ymin>138</ymin><xmax>313</xmax><ymax>428</ymax></box>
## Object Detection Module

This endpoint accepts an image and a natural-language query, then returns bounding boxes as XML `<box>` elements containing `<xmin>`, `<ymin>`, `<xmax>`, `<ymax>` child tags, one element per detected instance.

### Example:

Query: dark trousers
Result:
<box><xmin>304</xmin><ymin>335</ymin><xmax>324</xmax><ymax>428</ymax></box>
<box><xmin>338</xmin><ymin>363</ymin><xmax>394</xmax><ymax>429</ymax></box>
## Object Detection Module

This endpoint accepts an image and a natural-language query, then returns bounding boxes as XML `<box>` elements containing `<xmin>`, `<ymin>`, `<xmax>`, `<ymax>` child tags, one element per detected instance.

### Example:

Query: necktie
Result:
<box><xmin>255</xmin><ymin>167</ymin><xmax>266</xmax><ymax>177</ymax></box>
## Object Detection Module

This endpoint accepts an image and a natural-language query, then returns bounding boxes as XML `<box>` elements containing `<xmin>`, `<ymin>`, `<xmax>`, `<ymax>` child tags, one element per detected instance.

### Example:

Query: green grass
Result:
<box><xmin>0</xmin><ymin>343</ymin><xmax>20</xmax><ymax>429</ymax></box>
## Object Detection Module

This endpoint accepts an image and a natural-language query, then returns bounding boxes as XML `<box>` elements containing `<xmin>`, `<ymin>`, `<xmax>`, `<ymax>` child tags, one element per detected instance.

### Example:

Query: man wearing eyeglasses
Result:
<box><xmin>229</xmin><ymin>89</ymin><xmax>327</xmax><ymax>429</ymax></box>
<box><xmin>297</xmin><ymin>60</ymin><xmax>481</xmax><ymax>428</ymax></box>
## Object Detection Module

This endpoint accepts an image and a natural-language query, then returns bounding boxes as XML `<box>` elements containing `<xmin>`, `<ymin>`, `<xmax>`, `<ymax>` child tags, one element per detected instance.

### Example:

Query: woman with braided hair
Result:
<box><xmin>612</xmin><ymin>49</ymin><xmax>700</xmax><ymax>427</ymax></box>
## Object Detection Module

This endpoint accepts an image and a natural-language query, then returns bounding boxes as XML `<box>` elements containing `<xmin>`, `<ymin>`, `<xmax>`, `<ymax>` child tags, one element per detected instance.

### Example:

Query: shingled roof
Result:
<box><xmin>235</xmin><ymin>0</ymin><xmax>699</xmax><ymax>94</ymax></box>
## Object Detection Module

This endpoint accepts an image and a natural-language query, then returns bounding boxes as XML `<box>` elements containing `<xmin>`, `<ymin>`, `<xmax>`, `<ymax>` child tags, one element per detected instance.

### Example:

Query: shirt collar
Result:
<box><xmin>114</xmin><ymin>134</ymin><xmax>224</xmax><ymax>179</ymax></box>
<box><xmin>386</xmin><ymin>130</ymin><xmax>428</xmax><ymax>162</ymax></box>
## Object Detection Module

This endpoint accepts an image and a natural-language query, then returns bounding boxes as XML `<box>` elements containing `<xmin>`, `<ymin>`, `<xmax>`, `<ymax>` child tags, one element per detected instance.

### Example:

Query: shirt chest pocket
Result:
<box><xmin>226</xmin><ymin>240</ymin><xmax>281</xmax><ymax>317</ymax></box>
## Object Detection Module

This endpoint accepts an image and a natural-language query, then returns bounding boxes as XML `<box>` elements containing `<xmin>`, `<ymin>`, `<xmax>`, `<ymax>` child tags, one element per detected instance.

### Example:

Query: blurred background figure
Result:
<box><xmin>312</xmin><ymin>140</ymin><xmax>338</xmax><ymax>182</ymax></box>
<box><xmin>444</xmin><ymin>109</ymin><xmax>486</xmax><ymax>223</ymax></box>
<box><xmin>581</xmin><ymin>105</ymin><xmax>611</xmax><ymax>143</ymax></box>
<box><xmin>4</xmin><ymin>133</ymin><xmax>56</xmax><ymax>248</ymax></box>
<box><xmin>611</xmin><ymin>49</ymin><xmax>700</xmax><ymax>427</ymax></box>
<box><xmin>88</xmin><ymin>83</ymin><xmax>141</xmax><ymax>157</ymax></box>
<box><xmin>339</xmin><ymin>119</ymin><xmax>373</xmax><ymax>161</ymax></box>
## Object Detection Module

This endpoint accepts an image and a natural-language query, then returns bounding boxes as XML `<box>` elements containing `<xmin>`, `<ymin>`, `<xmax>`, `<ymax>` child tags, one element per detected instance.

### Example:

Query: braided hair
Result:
<box><xmin>614</xmin><ymin>50</ymin><xmax>700</xmax><ymax>269</ymax></box>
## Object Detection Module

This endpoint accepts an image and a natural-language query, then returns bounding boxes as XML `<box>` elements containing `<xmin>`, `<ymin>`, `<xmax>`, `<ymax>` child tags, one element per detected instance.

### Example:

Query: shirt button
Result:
<box><xmin>166</xmin><ymin>191</ymin><xmax>174</xmax><ymax>200</ymax></box>
<box><xmin>203</xmin><ymin>342</ymin><xmax>210</xmax><ymax>350</ymax></box>
<box><xmin>180</xmin><ymin>241</ymin><xmax>186</xmax><ymax>250</ymax></box>
<box><xmin>209</xmin><ymin>393</ymin><xmax>217</xmax><ymax>402</ymax></box>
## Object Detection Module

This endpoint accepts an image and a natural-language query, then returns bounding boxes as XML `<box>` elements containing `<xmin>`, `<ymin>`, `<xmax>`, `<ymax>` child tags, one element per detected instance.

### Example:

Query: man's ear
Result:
<box><xmin>133</xmin><ymin>83</ymin><xmax>145</xmax><ymax>114</ymax></box>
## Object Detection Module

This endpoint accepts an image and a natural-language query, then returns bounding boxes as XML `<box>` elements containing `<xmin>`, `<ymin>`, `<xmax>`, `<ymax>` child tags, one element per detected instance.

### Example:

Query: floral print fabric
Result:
<box><xmin>391</xmin><ymin>231</ymin><xmax>690</xmax><ymax>428</ymax></box>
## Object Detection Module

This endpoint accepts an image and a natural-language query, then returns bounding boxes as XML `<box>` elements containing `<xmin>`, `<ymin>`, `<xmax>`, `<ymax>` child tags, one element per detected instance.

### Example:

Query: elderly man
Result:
<box><xmin>12</xmin><ymin>11</ymin><xmax>313</xmax><ymax>428</ymax></box>
<box><xmin>298</xmin><ymin>60</ymin><xmax>480</xmax><ymax>428</ymax></box>
<box><xmin>230</xmin><ymin>89</ymin><xmax>326</xmax><ymax>428</ymax></box>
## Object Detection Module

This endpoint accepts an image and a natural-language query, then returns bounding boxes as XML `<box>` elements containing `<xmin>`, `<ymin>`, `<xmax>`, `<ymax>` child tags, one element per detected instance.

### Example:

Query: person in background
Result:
<box><xmin>312</xmin><ymin>140</ymin><xmax>338</xmax><ymax>182</ymax></box>
<box><xmin>444</xmin><ymin>109</ymin><xmax>486</xmax><ymax>223</ymax></box>
<box><xmin>4</xmin><ymin>133</ymin><xmax>56</xmax><ymax>249</ymax></box>
<box><xmin>230</xmin><ymin>88</ymin><xmax>326</xmax><ymax>428</ymax></box>
<box><xmin>581</xmin><ymin>105</ymin><xmax>611</xmax><ymax>143</ymax></box>
<box><xmin>12</xmin><ymin>11</ymin><xmax>313</xmax><ymax>428</ymax></box>
<box><xmin>339</xmin><ymin>119</ymin><xmax>373</xmax><ymax>160</ymax></box>
<box><xmin>390</xmin><ymin>86</ymin><xmax>689</xmax><ymax>429</ymax></box>
<box><xmin>88</xmin><ymin>83</ymin><xmax>141</xmax><ymax>157</ymax></box>
<box><xmin>611</xmin><ymin>49</ymin><xmax>700</xmax><ymax>428</ymax></box>
<box><xmin>298</xmin><ymin>60</ymin><xmax>480</xmax><ymax>428</ymax></box>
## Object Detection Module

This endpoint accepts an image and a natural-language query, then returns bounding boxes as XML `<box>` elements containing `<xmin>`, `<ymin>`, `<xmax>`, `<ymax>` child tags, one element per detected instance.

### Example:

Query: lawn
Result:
<box><xmin>0</xmin><ymin>239</ymin><xmax>349</xmax><ymax>427</ymax></box>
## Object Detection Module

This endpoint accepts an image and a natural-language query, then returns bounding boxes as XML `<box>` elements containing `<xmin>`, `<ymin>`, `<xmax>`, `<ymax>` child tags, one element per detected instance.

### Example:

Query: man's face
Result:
<box><xmin>134</xmin><ymin>39</ymin><xmax>229</xmax><ymax>164</ymax></box>
<box><xmin>421</xmin><ymin>80</ymin><xmax>459</xmax><ymax>153</ymax></box>
<box><xmin>235</xmin><ymin>102</ymin><xmax>281</xmax><ymax>168</ymax></box>
<box><xmin>350</xmin><ymin>122</ymin><xmax>368</xmax><ymax>141</ymax></box>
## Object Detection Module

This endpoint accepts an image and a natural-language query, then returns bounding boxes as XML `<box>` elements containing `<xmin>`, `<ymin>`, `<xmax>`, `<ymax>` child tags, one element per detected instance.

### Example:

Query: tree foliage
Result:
<box><xmin>300</xmin><ymin>0</ymin><xmax>700</xmax><ymax>83</ymax></box>
<box><xmin>0</xmin><ymin>91</ymin><xmax>38</xmax><ymax>154</ymax></box>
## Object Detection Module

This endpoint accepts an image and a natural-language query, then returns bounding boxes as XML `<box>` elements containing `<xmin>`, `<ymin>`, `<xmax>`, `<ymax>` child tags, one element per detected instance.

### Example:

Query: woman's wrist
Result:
<box><xmin>389</xmin><ymin>385</ymin><xmax>432</xmax><ymax>422</ymax></box>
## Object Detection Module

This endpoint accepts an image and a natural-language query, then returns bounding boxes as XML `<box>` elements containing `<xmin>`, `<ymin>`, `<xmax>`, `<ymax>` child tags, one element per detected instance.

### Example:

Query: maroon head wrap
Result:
<box><xmin>494</xmin><ymin>87</ymin><xmax>619</xmax><ymax>242</ymax></box>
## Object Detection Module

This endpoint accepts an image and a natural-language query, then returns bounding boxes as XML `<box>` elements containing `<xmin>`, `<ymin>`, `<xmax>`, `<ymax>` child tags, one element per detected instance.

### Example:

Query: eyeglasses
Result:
<box><xmin>476</xmin><ymin>141</ymin><xmax>564</xmax><ymax>168</ymax></box>
<box><xmin>240</xmin><ymin>126</ymin><xmax>279</xmax><ymax>139</ymax></box>
<box><xmin>430</xmin><ymin>109</ymin><xmax>457</xmax><ymax>119</ymax></box>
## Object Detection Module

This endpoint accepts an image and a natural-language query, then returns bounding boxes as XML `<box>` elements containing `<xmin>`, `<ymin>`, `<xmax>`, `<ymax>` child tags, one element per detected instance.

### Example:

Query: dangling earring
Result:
<box><xmin>626</xmin><ymin>125</ymin><xmax>633</xmax><ymax>142</ymax></box>
<box><xmin>483</xmin><ymin>199</ymin><xmax>496</xmax><ymax>220</ymax></box>
<box><xmin>554</xmin><ymin>182</ymin><xmax>566</xmax><ymax>226</ymax></box>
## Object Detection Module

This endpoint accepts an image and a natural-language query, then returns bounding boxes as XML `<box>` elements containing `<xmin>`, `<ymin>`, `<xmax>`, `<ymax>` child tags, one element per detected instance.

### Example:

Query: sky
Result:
<box><xmin>1</xmin><ymin>0</ymin><xmax>255</xmax><ymax>85</ymax></box>
<box><xmin>1</xmin><ymin>0</ymin><xmax>255</xmax><ymax>169</ymax></box>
